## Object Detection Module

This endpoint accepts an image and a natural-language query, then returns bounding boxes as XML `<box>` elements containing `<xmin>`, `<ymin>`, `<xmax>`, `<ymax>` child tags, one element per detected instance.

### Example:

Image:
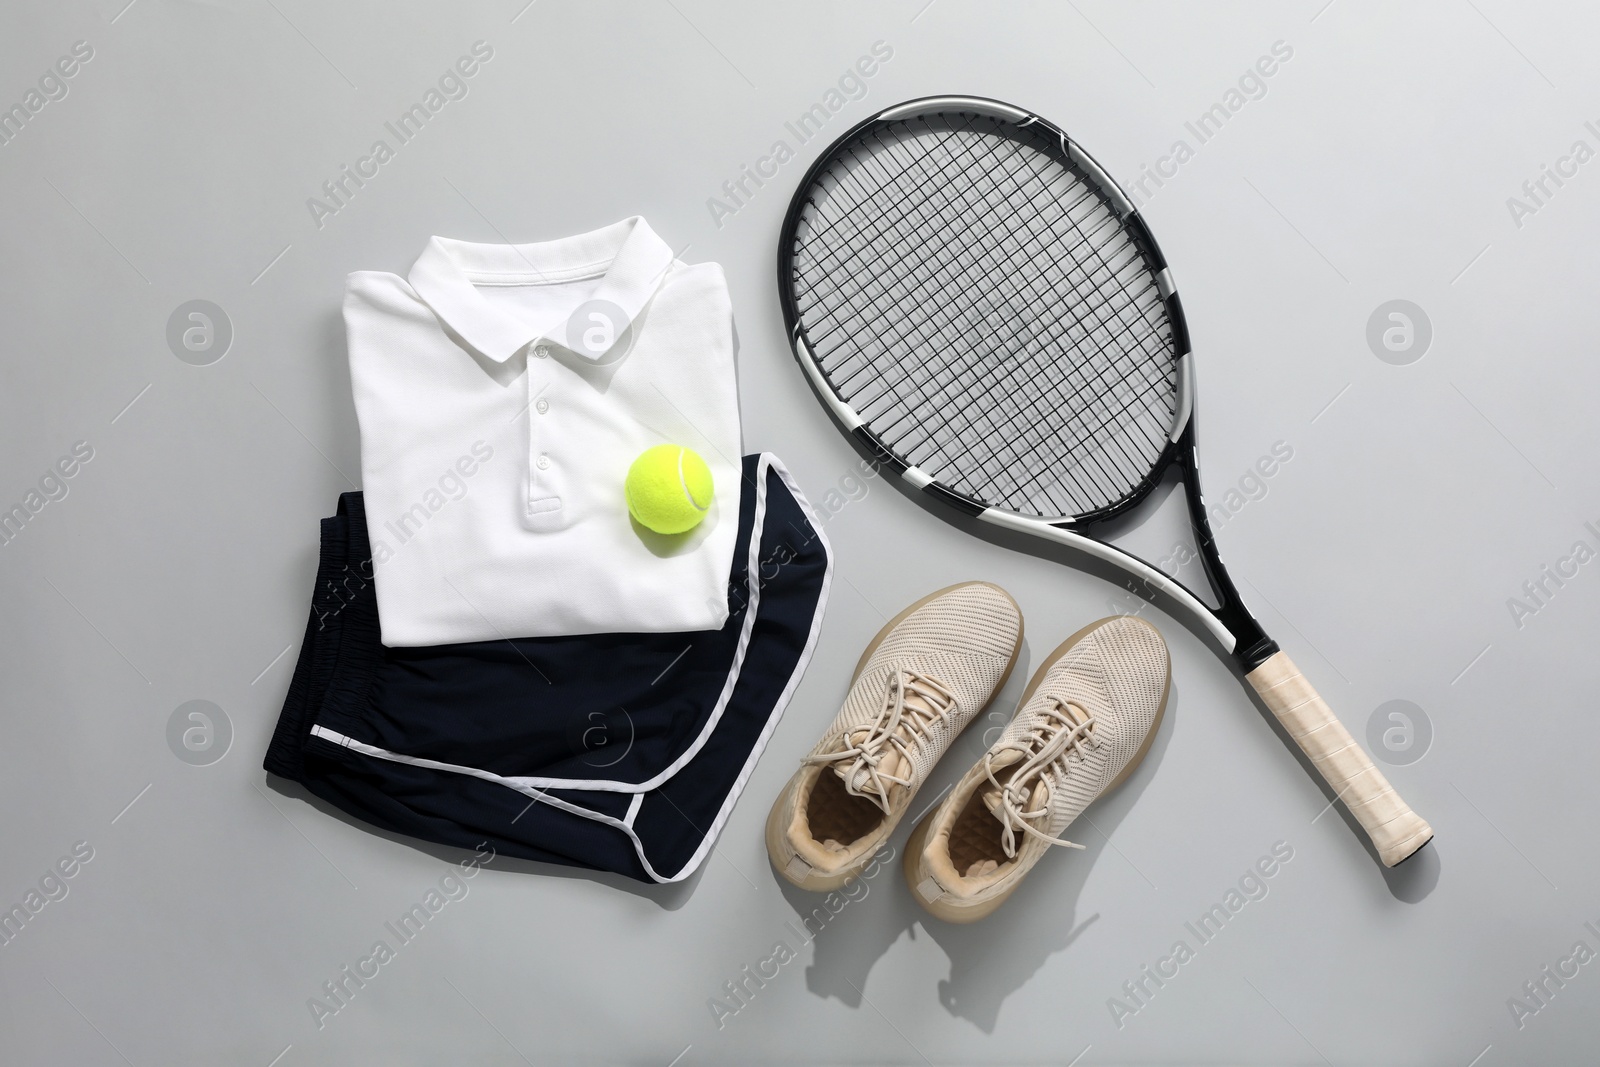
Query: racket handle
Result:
<box><xmin>1245</xmin><ymin>651</ymin><xmax>1433</xmax><ymax>867</ymax></box>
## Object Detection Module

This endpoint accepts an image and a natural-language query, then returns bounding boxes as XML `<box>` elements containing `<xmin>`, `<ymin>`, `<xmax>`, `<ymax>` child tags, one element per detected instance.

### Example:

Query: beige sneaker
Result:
<box><xmin>766</xmin><ymin>582</ymin><xmax>1024</xmax><ymax>891</ymax></box>
<box><xmin>903</xmin><ymin>615</ymin><xmax>1170</xmax><ymax>923</ymax></box>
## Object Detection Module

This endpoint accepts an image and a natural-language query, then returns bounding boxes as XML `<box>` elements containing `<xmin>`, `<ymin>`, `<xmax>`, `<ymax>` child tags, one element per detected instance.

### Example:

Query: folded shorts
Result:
<box><xmin>263</xmin><ymin>453</ymin><xmax>831</xmax><ymax>883</ymax></box>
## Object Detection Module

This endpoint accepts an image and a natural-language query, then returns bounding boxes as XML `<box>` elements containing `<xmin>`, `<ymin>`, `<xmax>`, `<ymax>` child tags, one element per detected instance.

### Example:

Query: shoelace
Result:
<box><xmin>803</xmin><ymin>670</ymin><xmax>958</xmax><ymax>815</ymax></box>
<box><xmin>984</xmin><ymin>696</ymin><xmax>1099</xmax><ymax>858</ymax></box>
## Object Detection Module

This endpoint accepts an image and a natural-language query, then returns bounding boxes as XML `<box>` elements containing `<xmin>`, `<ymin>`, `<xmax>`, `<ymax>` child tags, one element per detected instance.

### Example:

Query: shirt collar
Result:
<box><xmin>407</xmin><ymin>216</ymin><xmax>674</xmax><ymax>364</ymax></box>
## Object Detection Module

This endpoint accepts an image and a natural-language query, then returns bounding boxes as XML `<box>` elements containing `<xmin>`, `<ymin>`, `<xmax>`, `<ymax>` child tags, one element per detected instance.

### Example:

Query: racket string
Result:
<box><xmin>799</xmin><ymin>138</ymin><xmax>1107</xmax><ymax>501</ymax></box>
<box><xmin>820</xmin><ymin>124</ymin><xmax>1167</xmax><ymax>432</ymax></box>
<box><xmin>805</xmin><ymin>132</ymin><xmax>1156</xmax><ymax>506</ymax></box>
<box><xmin>824</xmin><ymin>125</ymin><xmax>1142</xmax><ymax>505</ymax></box>
<box><xmin>789</xmin><ymin>111</ymin><xmax>1178</xmax><ymax>517</ymax></box>
<box><xmin>800</xmin><ymin>207</ymin><xmax>1168</xmax><ymax>491</ymax></box>
<box><xmin>940</xmin><ymin>141</ymin><xmax>1175</xmax><ymax>501</ymax></box>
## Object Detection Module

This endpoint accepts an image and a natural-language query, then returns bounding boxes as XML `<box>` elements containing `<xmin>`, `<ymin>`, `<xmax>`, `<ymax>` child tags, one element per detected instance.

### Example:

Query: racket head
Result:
<box><xmin>779</xmin><ymin>96</ymin><xmax>1193</xmax><ymax>526</ymax></box>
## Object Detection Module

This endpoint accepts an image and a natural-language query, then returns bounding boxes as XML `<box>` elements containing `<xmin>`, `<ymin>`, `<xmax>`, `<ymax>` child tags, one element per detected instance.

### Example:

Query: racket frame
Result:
<box><xmin>778</xmin><ymin>94</ymin><xmax>1277</xmax><ymax>670</ymax></box>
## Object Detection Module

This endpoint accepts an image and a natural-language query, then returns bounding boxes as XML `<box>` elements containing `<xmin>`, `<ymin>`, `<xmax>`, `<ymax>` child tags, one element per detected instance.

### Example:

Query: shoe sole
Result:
<box><xmin>766</xmin><ymin>581</ymin><xmax>1026</xmax><ymax>891</ymax></box>
<box><xmin>902</xmin><ymin>615</ymin><xmax>1172</xmax><ymax>923</ymax></box>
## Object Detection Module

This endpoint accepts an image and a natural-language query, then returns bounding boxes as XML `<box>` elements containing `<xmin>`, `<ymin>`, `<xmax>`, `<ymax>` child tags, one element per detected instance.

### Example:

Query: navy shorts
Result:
<box><xmin>264</xmin><ymin>454</ymin><xmax>831</xmax><ymax>883</ymax></box>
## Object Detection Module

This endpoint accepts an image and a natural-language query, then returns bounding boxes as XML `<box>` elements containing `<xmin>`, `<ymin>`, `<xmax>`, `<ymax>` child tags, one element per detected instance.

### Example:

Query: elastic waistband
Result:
<box><xmin>262</xmin><ymin>493</ymin><xmax>383</xmax><ymax>780</ymax></box>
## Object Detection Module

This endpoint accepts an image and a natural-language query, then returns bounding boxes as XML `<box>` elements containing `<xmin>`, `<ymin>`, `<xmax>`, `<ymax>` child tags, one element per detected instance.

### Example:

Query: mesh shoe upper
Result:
<box><xmin>923</xmin><ymin>615</ymin><xmax>1169</xmax><ymax>895</ymax></box>
<box><xmin>1003</xmin><ymin>615</ymin><xmax>1168</xmax><ymax>843</ymax></box>
<box><xmin>806</xmin><ymin>582</ymin><xmax>1023</xmax><ymax>804</ymax></box>
<box><xmin>780</xmin><ymin>582</ymin><xmax>1023</xmax><ymax>874</ymax></box>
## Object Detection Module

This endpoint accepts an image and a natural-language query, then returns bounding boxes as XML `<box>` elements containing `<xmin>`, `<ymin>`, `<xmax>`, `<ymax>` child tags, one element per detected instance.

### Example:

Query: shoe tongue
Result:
<box><xmin>833</xmin><ymin>735</ymin><xmax>908</xmax><ymax>797</ymax></box>
<box><xmin>981</xmin><ymin>751</ymin><xmax>1049</xmax><ymax>821</ymax></box>
<box><xmin>832</xmin><ymin>687</ymin><xmax>942</xmax><ymax>797</ymax></box>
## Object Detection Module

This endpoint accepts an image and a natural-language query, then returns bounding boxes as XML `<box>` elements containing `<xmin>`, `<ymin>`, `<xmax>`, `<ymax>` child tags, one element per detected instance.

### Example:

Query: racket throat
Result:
<box><xmin>1175</xmin><ymin>430</ymin><xmax>1277</xmax><ymax>672</ymax></box>
<box><xmin>1228</xmin><ymin>626</ymin><xmax>1279</xmax><ymax>673</ymax></box>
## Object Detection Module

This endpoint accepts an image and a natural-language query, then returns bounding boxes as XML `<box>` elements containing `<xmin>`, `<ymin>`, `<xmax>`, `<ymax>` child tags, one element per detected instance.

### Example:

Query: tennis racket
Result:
<box><xmin>777</xmin><ymin>95</ymin><xmax>1432</xmax><ymax>867</ymax></box>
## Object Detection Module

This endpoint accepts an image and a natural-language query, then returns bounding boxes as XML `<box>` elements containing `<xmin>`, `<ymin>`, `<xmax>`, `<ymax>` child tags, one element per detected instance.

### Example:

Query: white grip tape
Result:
<box><xmin>1245</xmin><ymin>651</ymin><xmax>1433</xmax><ymax>867</ymax></box>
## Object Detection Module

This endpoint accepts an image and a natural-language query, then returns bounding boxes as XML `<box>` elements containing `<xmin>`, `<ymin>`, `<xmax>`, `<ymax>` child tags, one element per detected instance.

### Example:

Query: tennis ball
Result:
<box><xmin>626</xmin><ymin>445</ymin><xmax>714</xmax><ymax>534</ymax></box>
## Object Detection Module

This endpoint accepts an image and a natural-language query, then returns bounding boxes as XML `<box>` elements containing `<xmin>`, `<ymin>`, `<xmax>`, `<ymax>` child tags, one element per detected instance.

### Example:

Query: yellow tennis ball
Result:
<box><xmin>626</xmin><ymin>445</ymin><xmax>714</xmax><ymax>534</ymax></box>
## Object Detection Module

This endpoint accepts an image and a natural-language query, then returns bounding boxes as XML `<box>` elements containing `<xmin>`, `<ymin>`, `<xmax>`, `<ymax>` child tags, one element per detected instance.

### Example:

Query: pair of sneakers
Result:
<box><xmin>765</xmin><ymin>581</ymin><xmax>1170</xmax><ymax>923</ymax></box>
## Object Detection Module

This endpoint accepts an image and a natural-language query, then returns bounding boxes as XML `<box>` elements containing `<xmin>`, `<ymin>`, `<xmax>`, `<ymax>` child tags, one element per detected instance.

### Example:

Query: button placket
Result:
<box><xmin>526</xmin><ymin>347</ymin><xmax>561</xmax><ymax>515</ymax></box>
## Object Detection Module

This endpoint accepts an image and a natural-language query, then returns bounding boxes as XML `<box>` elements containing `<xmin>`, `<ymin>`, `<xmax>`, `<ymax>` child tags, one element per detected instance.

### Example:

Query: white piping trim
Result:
<box><xmin>661</xmin><ymin>454</ymin><xmax>833</xmax><ymax>882</ymax></box>
<box><xmin>310</xmin><ymin>721</ymin><xmax>674</xmax><ymax>869</ymax></box>
<box><xmin>306</xmin><ymin>453</ymin><xmax>834</xmax><ymax>884</ymax></box>
<box><xmin>901</xmin><ymin>465</ymin><xmax>932</xmax><ymax>489</ymax></box>
<box><xmin>977</xmin><ymin>508</ymin><xmax>1235</xmax><ymax>651</ymax></box>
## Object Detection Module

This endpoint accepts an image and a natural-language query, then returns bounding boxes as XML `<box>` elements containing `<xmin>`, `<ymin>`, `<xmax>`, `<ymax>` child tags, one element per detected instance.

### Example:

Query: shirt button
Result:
<box><xmin>536</xmin><ymin>454</ymin><xmax>551</xmax><ymax>470</ymax></box>
<box><xmin>534</xmin><ymin>345</ymin><xmax>549</xmax><ymax>358</ymax></box>
<box><xmin>535</xmin><ymin>399</ymin><xmax>549</xmax><ymax>414</ymax></box>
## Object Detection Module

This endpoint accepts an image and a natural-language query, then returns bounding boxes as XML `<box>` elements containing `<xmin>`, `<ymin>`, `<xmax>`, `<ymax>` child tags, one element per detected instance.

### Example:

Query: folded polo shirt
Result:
<box><xmin>345</xmin><ymin>218</ymin><xmax>742</xmax><ymax>646</ymax></box>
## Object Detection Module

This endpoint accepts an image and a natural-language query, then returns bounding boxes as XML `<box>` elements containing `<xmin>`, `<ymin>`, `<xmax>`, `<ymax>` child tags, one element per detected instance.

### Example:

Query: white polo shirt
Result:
<box><xmin>345</xmin><ymin>218</ymin><xmax>742</xmax><ymax>646</ymax></box>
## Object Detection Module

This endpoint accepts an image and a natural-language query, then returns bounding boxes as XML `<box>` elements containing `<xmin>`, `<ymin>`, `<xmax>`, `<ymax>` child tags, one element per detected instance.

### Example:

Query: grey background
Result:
<box><xmin>2</xmin><ymin>1</ymin><xmax>1596</xmax><ymax>1063</ymax></box>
